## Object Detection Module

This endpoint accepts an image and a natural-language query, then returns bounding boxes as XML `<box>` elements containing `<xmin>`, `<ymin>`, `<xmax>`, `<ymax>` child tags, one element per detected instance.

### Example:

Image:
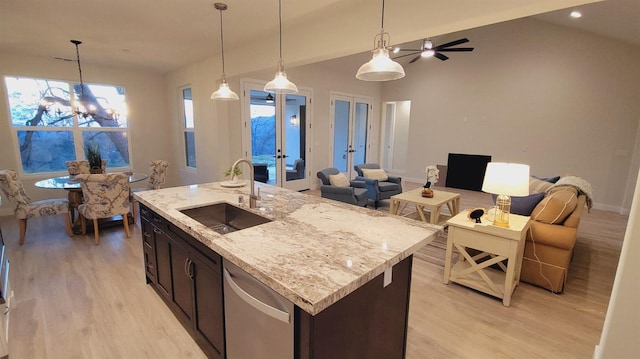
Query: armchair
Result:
<box><xmin>354</xmin><ymin>163</ymin><xmax>402</xmax><ymax>208</ymax></box>
<box><xmin>286</xmin><ymin>159</ymin><xmax>305</xmax><ymax>181</ymax></box>
<box><xmin>316</xmin><ymin>168</ymin><xmax>368</xmax><ymax>207</ymax></box>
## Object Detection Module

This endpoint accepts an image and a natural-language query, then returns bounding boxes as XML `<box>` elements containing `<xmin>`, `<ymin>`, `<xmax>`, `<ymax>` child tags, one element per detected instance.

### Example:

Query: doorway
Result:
<box><xmin>241</xmin><ymin>80</ymin><xmax>312</xmax><ymax>191</ymax></box>
<box><xmin>330</xmin><ymin>93</ymin><xmax>372</xmax><ymax>178</ymax></box>
<box><xmin>381</xmin><ymin>100</ymin><xmax>411</xmax><ymax>173</ymax></box>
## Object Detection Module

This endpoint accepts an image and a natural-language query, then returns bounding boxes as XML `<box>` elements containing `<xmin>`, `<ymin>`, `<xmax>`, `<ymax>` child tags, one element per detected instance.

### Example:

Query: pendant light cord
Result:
<box><xmin>218</xmin><ymin>8</ymin><xmax>226</xmax><ymax>75</ymax></box>
<box><xmin>381</xmin><ymin>0</ymin><xmax>385</xmax><ymax>30</ymax></box>
<box><xmin>72</xmin><ymin>40</ymin><xmax>86</xmax><ymax>99</ymax></box>
<box><xmin>278</xmin><ymin>0</ymin><xmax>283</xmax><ymax>60</ymax></box>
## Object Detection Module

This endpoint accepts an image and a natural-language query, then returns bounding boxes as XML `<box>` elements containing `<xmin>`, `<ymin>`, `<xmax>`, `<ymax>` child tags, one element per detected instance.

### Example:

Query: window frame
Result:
<box><xmin>4</xmin><ymin>75</ymin><xmax>132</xmax><ymax>176</ymax></box>
<box><xmin>180</xmin><ymin>86</ymin><xmax>196</xmax><ymax>169</ymax></box>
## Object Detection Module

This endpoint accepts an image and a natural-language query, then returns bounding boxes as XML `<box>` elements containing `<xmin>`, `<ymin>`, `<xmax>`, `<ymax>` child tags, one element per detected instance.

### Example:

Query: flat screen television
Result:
<box><xmin>445</xmin><ymin>153</ymin><xmax>492</xmax><ymax>191</ymax></box>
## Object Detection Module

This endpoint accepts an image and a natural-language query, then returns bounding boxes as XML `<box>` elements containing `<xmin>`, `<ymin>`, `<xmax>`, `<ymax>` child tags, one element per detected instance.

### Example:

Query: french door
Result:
<box><xmin>241</xmin><ymin>80</ymin><xmax>311</xmax><ymax>191</ymax></box>
<box><xmin>330</xmin><ymin>93</ymin><xmax>372</xmax><ymax>179</ymax></box>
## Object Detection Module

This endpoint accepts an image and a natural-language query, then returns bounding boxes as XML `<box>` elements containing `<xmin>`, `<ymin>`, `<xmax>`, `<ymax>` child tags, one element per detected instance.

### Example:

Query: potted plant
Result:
<box><xmin>223</xmin><ymin>166</ymin><xmax>242</xmax><ymax>183</ymax></box>
<box><xmin>85</xmin><ymin>142</ymin><xmax>104</xmax><ymax>174</ymax></box>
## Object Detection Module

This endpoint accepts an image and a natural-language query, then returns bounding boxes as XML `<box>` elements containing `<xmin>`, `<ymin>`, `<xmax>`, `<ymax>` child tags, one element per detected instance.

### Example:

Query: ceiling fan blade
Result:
<box><xmin>438</xmin><ymin>47</ymin><xmax>474</xmax><ymax>52</ymax></box>
<box><xmin>434</xmin><ymin>52</ymin><xmax>449</xmax><ymax>61</ymax></box>
<box><xmin>434</xmin><ymin>38</ymin><xmax>469</xmax><ymax>50</ymax></box>
<box><xmin>395</xmin><ymin>48</ymin><xmax>423</xmax><ymax>52</ymax></box>
<box><xmin>392</xmin><ymin>52</ymin><xmax>421</xmax><ymax>60</ymax></box>
<box><xmin>409</xmin><ymin>55</ymin><xmax>422</xmax><ymax>63</ymax></box>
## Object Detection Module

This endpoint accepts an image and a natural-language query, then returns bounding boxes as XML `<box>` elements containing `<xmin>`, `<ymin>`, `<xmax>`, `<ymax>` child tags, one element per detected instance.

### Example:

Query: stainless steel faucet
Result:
<box><xmin>231</xmin><ymin>158</ymin><xmax>259</xmax><ymax>208</ymax></box>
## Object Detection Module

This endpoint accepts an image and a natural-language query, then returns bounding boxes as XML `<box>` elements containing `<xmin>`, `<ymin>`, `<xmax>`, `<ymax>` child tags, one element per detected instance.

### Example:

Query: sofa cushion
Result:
<box><xmin>328</xmin><ymin>173</ymin><xmax>350</xmax><ymax>187</ymax></box>
<box><xmin>361</xmin><ymin>168</ymin><xmax>388</xmax><ymax>181</ymax></box>
<box><xmin>532</xmin><ymin>188</ymin><xmax>578</xmax><ymax>224</ymax></box>
<box><xmin>529</xmin><ymin>177</ymin><xmax>554</xmax><ymax>194</ymax></box>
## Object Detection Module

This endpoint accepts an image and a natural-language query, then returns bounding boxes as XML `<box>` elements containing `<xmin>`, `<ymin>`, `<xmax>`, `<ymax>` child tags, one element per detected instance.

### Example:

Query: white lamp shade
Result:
<box><xmin>482</xmin><ymin>162</ymin><xmax>530</xmax><ymax>196</ymax></box>
<box><xmin>211</xmin><ymin>78</ymin><xmax>239</xmax><ymax>100</ymax></box>
<box><xmin>356</xmin><ymin>47</ymin><xmax>406</xmax><ymax>81</ymax></box>
<box><xmin>264</xmin><ymin>70</ymin><xmax>298</xmax><ymax>94</ymax></box>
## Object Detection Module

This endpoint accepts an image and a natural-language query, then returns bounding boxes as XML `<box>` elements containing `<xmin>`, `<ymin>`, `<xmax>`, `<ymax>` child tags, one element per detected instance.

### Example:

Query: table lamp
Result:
<box><xmin>481</xmin><ymin>162</ymin><xmax>530</xmax><ymax>227</ymax></box>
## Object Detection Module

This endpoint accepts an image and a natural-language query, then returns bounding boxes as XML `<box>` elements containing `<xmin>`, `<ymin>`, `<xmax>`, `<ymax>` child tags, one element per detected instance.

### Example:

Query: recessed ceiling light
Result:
<box><xmin>570</xmin><ymin>10</ymin><xmax>582</xmax><ymax>18</ymax></box>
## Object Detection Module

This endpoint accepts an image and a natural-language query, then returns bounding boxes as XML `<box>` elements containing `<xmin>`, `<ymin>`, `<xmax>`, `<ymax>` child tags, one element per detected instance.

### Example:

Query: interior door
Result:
<box><xmin>331</xmin><ymin>93</ymin><xmax>372</xmax><ymax>178</ymax></box>
<box><xmin>241</xmin><ymin>80</ymin><xmax>311</xmax><ymax>191</ymax></box>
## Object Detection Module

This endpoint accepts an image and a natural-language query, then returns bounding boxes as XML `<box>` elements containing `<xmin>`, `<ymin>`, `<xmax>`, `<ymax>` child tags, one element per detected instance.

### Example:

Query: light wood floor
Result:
<box><xmin>0</xmin><ymin>182</ymin><xmax>627</xmax><ymax>358</ymax></box>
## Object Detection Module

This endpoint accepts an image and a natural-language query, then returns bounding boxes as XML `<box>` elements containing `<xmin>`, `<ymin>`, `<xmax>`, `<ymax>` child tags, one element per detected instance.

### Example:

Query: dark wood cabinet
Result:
<box><xmin>140</xmin><ymin>205</ymin><xmax>224</xmax><ymax>359</ymax></box>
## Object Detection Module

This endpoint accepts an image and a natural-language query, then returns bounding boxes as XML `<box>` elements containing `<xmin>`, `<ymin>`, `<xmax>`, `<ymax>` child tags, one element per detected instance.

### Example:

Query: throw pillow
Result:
<box><xmin>533</xmin><ymin>175</ymin><xmax>561</xmax><ymax>183</ymax></box>
<box><xmin>529</xmin><ymin>177</ymin><xmax>554</xmax><ymax>194</ymax></box>
<box><xmin>328</xmin><ymin>173</ymin><xmax>350</xmax><ymax>187</ymax></box>
<box><xmin>492</xmin><ymin>192</ymin><xmax>546</xmax><ymax>216</ymax></box>
<box><xmin>531</xmin><ymin>188</ymin><xmax>578</xmax><ymax>224</ymax></box>
<box><xmin>361</xmin><ymin>168</ymin><xmax>388</xmax><ymax>181</ymax></box>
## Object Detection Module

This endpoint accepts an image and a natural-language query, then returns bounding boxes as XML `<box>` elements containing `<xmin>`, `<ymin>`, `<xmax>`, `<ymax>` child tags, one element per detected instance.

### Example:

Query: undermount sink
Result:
<box><xmin>180</xmin><ymin>202</ymin><xmax>272</xmax><ymax>235</ymax></box>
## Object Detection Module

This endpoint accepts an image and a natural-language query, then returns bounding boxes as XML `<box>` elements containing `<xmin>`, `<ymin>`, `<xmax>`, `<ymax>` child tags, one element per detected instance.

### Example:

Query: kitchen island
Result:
<box><xmin>135</xmin><ymin>182</ymin><xmax>441</xmax><ymax>358</ymax></box>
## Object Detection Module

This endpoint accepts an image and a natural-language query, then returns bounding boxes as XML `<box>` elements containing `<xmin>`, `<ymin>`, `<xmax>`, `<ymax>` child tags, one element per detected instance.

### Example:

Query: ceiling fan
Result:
<box><xmin>392</xmin><ymin>38</ymin><xmax>474</xmax><ymax>63</ymax></box>
<box><xmin>250</xmin><ymin>92</ymin><xmax>275</xmax><ymax>104</ymax></box>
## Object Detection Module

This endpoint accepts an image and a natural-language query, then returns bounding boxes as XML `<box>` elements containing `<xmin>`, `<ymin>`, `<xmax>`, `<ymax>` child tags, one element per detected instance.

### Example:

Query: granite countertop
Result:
<box><xmin>134</xmin><ymin>181</ymin><xmax>441</xmax><ymax>315</ymax></box>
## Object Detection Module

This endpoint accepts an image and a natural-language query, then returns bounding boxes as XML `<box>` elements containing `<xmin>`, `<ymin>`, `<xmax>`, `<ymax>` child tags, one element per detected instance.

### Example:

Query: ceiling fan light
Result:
<box><xmin>356</xmin><ymin>47</ymin><xmax>405</xmax><ymax>81</ymax></box>
<box><xmin>421</xmin><ymin>49</ymin><xmax>435</xmax><ymax>58</ymax></box>
<box><xmin>211</xmin><ymin>76</ymin><xmax>239</xmax><ymax>100</ymax></box>
<box><xmin>392</xmin><ymin>47</ymin><xmax>400</xmax><ymax>54</ymax></box>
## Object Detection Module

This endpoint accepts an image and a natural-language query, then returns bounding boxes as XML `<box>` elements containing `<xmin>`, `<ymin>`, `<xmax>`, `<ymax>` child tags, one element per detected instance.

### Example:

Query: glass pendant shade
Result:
<box><xmin>264</xmin><ymin>0</ymin><xmax>297</xmax><ymax>94</ymax></box>
<box><xmin>264</xmin><ymin>61</ymin><xmax>298</xmax><ymax>94</ymax></box>
<box><xmin>211</xmin><ymin>76</ymin><xmax>239</xmax><ymax>100</ymax></box>
<box><xmin>356</xmin><ymin>47</ymin><xmax>405</xmax><ymax>81</ymax></box>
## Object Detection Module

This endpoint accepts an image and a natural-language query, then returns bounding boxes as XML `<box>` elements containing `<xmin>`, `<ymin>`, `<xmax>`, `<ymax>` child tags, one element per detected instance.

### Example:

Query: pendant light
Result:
<box><xmin>211</xmin><ymin>3</ymin><xmax>239</xmax><ymax>100</ymax></box>
<box><xmin>355</xmin><ymin>0</ymin><xmax>405</xmax><ymax>81</ymax></box>
<box><xmin>70</xmin><ymin>40</ymin><xmax>94</xmax><ymax>119</ymax></box>
<box><xmin>264</xmin><ymin>0</ymin><xmax>298</xmax><ymax>94</ymax></box>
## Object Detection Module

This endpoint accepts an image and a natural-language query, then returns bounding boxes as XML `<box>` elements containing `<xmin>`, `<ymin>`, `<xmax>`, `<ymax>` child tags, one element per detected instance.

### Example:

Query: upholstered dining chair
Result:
<box><xmin>75</xmin><ymin>173</ymin><xmax>131</xmax><ymax>245</ymax></box>
<box><xmin>65</xmin><ymin>160</ymin><xmax>107</xmax><ymax>175</ymax></box>
<box><xmin>0</xmin><ymin>169</ymin><xmax>72</xmax><ymax>245</ymax></box>
<box><xmin>131</xmin><ymin>160</ymin><xmax>169</xmax><ymax>221</ymax></box>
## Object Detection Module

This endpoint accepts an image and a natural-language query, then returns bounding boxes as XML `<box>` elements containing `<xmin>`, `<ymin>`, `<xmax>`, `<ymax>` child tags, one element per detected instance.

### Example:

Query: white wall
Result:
<box><xmin>381</xmin><ymin>18</ymin><xmax>640</xmax><ymax>212</ymax></box>
<box><xmin>0</xmin><ymin>54</ymin><xmax>172</xmax><ymax>215</ymax></box>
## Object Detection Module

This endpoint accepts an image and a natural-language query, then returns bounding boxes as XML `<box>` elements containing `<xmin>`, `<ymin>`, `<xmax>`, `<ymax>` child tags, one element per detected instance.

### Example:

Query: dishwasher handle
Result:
<box><xmin>223</xmin><ymin>268</ymin><xmax>291</xmax><ymax>324</ymax></box>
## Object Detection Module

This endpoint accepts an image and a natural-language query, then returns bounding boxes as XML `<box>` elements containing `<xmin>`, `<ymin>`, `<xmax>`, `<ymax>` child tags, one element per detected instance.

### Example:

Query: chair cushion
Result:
<box><xmin>378</xmin><ymin>181</ymin><xmax>400</xmax><ymax>192</ymax></box>
<box><xmin>17</xmin><ymin>198</ymin><xmax>69</xmax><ymax>219</ymax></box>
<box><xmin>329</xmin><ymin>173</ymin><xmax>350</xmax><ymax>187</ymax></box>
<box><xmin>532</xmin><ymin>188</ymin><xmax>578</xmax><ymax>224</ymax></box>
<box><xmin>361</xmin><ymin>168</ymin><xmax>388</xmax><ymax>181</ymax></box>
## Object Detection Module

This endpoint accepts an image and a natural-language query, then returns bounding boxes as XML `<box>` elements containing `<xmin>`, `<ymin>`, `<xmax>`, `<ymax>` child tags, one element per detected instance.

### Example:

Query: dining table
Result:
<box><xmin>35</xmin><ymin>172</ymin><xmax>148</xmax><ymax>234</ymax></box>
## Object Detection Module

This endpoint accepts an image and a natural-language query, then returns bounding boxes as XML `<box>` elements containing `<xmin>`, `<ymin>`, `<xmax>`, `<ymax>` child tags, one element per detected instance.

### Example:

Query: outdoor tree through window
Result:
<box><xmin>4</xmin><ymin>76</ymin><xmax>130</xmax><ymax>174</ymax></box>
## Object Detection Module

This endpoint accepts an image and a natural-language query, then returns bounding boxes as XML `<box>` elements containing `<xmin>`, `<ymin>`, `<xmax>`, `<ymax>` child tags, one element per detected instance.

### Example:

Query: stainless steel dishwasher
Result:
<box><xmin>223</xmin><ymin>258</ymin><xmax>294</xmax><ymax>359</ymax></box>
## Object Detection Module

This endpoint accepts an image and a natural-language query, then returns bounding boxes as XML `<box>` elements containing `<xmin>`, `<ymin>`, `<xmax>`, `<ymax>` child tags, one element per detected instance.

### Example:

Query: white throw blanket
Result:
<box><xmin>548</xmin><ymin>176</ymin><xmax>593</xmax><ymax>211</ymax></box>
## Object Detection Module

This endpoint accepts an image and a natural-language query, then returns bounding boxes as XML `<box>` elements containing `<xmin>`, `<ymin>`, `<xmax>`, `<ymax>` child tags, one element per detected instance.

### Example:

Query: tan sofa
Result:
<box><xmin>520</xmin><ymin>181</ymin><xmax>589</xmax><ymax>293</ymax></box>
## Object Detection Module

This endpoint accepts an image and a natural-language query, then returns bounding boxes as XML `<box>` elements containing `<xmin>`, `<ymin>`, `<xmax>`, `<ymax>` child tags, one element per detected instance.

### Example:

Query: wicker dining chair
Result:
<box><xmin>75</xmin><ymin>173</ymin><xmax>131</xmax><ymax>245</ymax></box>
<box><xmin>0</xmin><ymin>169</ymin><xmax>72</xmax><ymax>245</ymax></box>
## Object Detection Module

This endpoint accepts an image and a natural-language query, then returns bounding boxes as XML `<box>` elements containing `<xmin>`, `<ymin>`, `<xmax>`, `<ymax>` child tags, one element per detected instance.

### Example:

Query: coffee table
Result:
<box><xmin>389</xmin><ymin>188</ymin><xmax>461</xmax><ymax>225</ymax></box>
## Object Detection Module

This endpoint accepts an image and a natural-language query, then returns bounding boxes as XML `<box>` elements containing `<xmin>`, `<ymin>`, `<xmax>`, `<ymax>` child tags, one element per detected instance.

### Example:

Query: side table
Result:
<box><xmin>443</xmin><ymin>210</ymin><xmax>531</xmax><ymax>306</ymax></box>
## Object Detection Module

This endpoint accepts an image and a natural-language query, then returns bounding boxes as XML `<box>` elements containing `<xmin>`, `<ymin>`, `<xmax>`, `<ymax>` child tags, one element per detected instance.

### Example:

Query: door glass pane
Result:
<box><xmin>184</xmin><ymin>132</ymin><xmax>196</xmax><ymax>167</ymax></box>
<box><xmin>353</xmin><ymin>102</ymin><xmax>368</xmax><ymax>166</ymax></box>
<box><xmin>333</xmin><ymin>100</ymin><xmax>350</xmax><ymax>173</ymax></box>
<box><xmin>250</xmin><ymin>90</ymin><xmax>276</xmax><ymax>184</ymax></box>
<box><xmin>285</xmin><ymin>94</ymin><xmax>306</xmax><ymax>182</ymax></box>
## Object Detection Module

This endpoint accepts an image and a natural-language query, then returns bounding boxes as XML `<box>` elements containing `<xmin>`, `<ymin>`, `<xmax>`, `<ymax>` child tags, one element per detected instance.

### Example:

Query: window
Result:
<box><xmin>181</xmin><ymin>87</ymin><xmax>196</xmax><ymax>168</ymax></box>
<box><xmin>4</xmin><ymin>76</ymin><xmax>130</xmax><ymax>174</ymax></box>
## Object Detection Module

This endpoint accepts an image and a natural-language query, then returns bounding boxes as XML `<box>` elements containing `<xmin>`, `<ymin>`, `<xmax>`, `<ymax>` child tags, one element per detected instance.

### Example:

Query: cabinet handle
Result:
<box><xmin>143</xmin><ymin>231</ymin><xmax>151</xmax><ymax>238</ymax></box>
<box><xmin>153</xmin><ymin>217</ymin><xmax>162</xmax><ymax>224</ymax></box>
<box><xmin>184</xmin><ymin>258</ymin><xmax>194</xmax><ymax>278</ymax></box>
<box><xmin>223</xmin><ymin>268</ymin><xmax>290</xmax><ymax>323</ymax></box>
<box><xmin>153</xmin><ymin>228</ymin><xmax>161</xmax><ymax>234</ymax></box>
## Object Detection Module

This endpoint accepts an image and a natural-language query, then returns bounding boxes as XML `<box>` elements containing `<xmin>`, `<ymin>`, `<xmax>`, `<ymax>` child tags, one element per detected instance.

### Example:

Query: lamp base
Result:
<box><xmin>492</xmin><ymin>194</ymin><xmax>511</xmax><ymax>228</ymax></box>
